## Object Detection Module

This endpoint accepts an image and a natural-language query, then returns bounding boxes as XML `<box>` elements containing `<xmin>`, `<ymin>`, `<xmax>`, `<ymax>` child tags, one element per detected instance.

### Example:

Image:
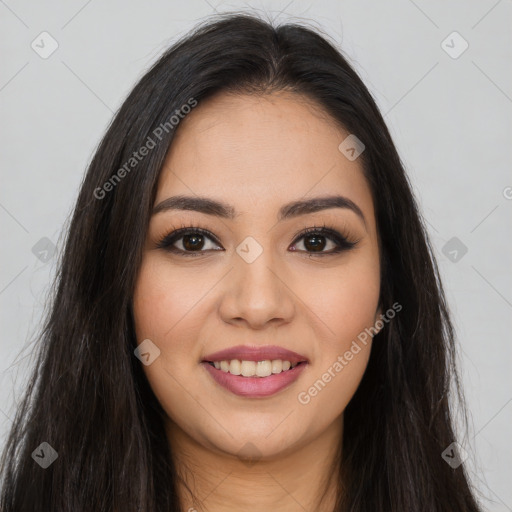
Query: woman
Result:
<box><xmin>0</xmin><ymin>12</ymin><xmax>483</xmax><ymax>512</ymax></box>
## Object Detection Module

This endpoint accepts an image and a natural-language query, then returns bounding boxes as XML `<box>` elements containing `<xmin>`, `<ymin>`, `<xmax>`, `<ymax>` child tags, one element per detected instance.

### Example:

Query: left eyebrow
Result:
<box><xmin>152</xmin><ymin>194</ymin><xmax>366</xmax><ymax>227</ymax></box>
<box><xmin>278</xmin><ymin>195</ymin><xmax>366</xmax><ymax>227</ymax></box>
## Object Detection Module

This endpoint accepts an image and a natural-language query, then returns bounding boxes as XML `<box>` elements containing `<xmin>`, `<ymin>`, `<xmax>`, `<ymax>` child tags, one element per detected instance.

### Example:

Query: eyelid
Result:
<box><xmin>290</xmin><ymin>223</ymin><xmax>353</xmax><ymax>244</ymax></box>
<box><xmin>290</xmin><ymin>219</ymin><xmax>360</xmax><ymax>244</ymax></box>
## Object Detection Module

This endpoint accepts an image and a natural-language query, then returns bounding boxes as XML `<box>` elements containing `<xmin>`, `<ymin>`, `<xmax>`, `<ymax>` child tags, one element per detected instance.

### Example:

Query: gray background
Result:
<box><xmin>1</xmin><ymin>0</ymin><xmax>510</xmax><ymax>509</ymax></box>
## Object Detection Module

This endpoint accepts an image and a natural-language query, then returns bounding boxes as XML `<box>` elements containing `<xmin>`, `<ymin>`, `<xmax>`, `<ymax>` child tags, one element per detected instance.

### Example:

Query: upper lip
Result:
<box><xmin>202</xmin><ymin>345</ymin><xmax>309</xmax><ymax>364</ymax></box>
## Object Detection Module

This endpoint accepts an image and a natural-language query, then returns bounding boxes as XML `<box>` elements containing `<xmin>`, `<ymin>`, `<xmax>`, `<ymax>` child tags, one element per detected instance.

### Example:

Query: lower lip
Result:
<box><xmin>201</xmin><ymin>361</ymin><xmax>308</xmax><ymax>398</ymax></box>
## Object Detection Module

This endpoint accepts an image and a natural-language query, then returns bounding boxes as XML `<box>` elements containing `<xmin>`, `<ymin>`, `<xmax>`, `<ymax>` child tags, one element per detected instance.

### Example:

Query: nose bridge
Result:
<box><xmin>235</xmin><ymin>233</ymin><xmax>282</xmax><ymax>300</ymax></box>
<box><xmin>219</xmin><ymin>233</ymin><xmax>294</xmax><ymax>327</ymax></box>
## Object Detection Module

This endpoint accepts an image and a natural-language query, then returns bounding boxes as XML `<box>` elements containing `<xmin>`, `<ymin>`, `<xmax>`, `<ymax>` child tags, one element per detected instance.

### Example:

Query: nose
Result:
<box><xmin>218</xmin><ymin>244</ymin><xmax>295</xmax><ymax>330</ymax></box>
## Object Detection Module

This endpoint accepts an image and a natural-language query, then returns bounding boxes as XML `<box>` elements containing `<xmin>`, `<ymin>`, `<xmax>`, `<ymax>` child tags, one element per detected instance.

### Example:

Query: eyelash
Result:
<box><xmin>156</xmin><ymin>222</ymin><xmax>359</xmax><ymax>258</ymax></box>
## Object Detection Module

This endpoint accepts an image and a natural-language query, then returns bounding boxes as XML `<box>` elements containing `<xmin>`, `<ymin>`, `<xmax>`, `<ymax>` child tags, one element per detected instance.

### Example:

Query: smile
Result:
<box><xmin>201</xmin><ymin>360</ymin><xmax>308</xmax><ymax>398</ymax></box>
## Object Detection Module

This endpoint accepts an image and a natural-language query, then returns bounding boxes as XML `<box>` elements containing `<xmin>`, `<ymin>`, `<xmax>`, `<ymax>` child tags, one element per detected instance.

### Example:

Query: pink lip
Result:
<box><xmin>201</xmin><ymin>344</ymin><xmax>308</xmax><ymax>365</ymax></box>
<box><xmin>201</xmin><ymin>361</ymin><xmax>308</xmax><ymax>398</ymax></box>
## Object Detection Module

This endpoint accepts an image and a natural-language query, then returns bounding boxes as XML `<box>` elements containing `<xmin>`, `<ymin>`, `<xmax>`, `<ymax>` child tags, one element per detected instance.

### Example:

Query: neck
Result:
<box><xmin>165</xmin><ymin>415</ymin><xmax>343</xmax><ymax>512</ymax></box>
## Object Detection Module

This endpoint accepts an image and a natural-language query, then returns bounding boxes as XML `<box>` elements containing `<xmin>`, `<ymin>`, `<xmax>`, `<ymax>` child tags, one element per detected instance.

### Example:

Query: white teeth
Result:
<box><xmin>271</xmin><ymin>360</ymin><xmax>282</xmax><ymax>373</ymax></box>
<box><xmin>241</xmin><ymin>360</ymin><xmax>256</xmax><ymax>377</ymax></box>
<box><xmin>209</xmin><ymin>359</ymin><xmax>300</xmax><ymax>377</ymax></box>
<box><xmin>256</xmin><ymin>360</ymin><xmax>272</xmax><ymax>377</ymax></box>
<box><xmin>229</xmin><ymin>359</ymin><xmax>241</xmax><ymax>375</ymax></box>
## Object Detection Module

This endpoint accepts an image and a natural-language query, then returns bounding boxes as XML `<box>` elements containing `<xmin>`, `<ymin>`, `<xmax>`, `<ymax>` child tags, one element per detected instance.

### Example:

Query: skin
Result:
<box><xmin>132</xmin><ymin>91</ymin><xmax>382</xmax><ymax>512</ymax></box>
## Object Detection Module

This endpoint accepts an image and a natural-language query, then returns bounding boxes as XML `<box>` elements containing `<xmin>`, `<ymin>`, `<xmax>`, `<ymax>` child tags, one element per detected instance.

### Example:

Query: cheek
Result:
<box><xmin>131</xmin><ymin>256</ymin><xmax>203</xmax><ymax>403</ymax></box>
<box><xmin>297</xmin><ymin>250</ymin><xmax>380</xmax><ymax>347</ymax></box>
<box><xmin>132</xmin><ymin>256</ymin><xmax>217</xmax><ymax>347</ymax></box>
<box><xmin>131</xmin><ymin>256</ymin><xmax>211</xmax><ymax>422</ymax></box>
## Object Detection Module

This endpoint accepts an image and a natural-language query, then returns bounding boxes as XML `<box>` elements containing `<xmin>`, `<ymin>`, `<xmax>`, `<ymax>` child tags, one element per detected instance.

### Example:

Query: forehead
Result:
<box><xmin>156</xmin><ymin>91</ymin><xmax>375</xmax><ymax>224</ymax></box>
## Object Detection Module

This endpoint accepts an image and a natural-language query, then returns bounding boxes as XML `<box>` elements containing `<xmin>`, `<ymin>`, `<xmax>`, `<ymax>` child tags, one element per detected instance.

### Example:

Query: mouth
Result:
<box><xmin>199</xmin><ymin>345</ymin><xmax>309</xmax><ymax>398</ymax></box>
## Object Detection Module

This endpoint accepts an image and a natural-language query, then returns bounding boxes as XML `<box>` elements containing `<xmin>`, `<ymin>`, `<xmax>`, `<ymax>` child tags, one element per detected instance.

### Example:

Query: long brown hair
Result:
<box><xmin>0</xmin><ymin>12</ymin><xmax>482</xmax><ymax>511</ymax></box>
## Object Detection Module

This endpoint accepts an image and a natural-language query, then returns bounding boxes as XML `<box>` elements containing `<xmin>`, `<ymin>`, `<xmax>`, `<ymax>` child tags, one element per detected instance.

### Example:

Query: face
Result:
<box><xmin>132</xmin><ymin>91</ymin><xmax>381</xmax><ymax>461</ymax></box>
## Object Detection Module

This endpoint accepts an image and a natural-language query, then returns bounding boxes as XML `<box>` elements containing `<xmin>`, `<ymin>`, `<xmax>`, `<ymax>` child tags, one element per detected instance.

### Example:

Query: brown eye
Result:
<box><xmin>156</xmin><ymin>228</ymin><xmax>223</xmax><ymax>256</ymax></box>
<box><xmin>182</xmin><ymin>233</ymin><xmax>206</xmax><ymax>251</ymax></box>
<box><xmin>290</xmin><ymin>226</ymin><xmax>358</xmax><ymax>255</ymax></box>
<box><xmin>302</xmin><ymin>233</ymin><xmax>328</xmax><ymax>252</ymax></box>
